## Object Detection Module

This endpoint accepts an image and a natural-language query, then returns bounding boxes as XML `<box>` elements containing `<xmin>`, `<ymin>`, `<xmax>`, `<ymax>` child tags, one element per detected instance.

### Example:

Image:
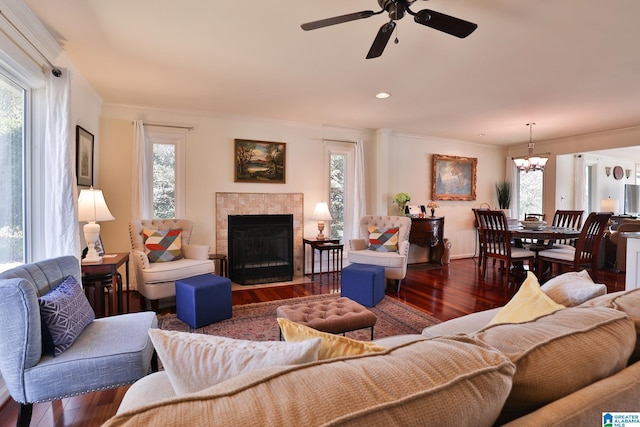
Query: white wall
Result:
<box><xmin>377</xmin><ymin>132</ymin><xmax>505</xmax><ymax>259</ymax></box>
<box><xmin>99</xmin><ymin>105</ymin><xmax>374</xmax><ymax>254</ymax></box>
<box><xmin>508</xmin><ymin>126</ymin><xmax>640</xmax><ymax>220</ymax></box>
<box><xmin>98</xmin><ymin>105</ymin><xmax>506</xmax><ymax>260</ymax></box>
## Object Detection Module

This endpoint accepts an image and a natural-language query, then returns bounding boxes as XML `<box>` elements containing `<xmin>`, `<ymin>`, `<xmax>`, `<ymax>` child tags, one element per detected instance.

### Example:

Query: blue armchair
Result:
<box><xmin>0</xmin><ymin>256</ymin><xmax>157</xmax><ymax>427</ymax></box>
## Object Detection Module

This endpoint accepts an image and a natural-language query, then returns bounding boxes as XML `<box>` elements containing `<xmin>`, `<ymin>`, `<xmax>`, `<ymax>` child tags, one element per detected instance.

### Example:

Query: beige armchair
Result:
<box><xmin>609</xmin><ymin>219</ymin><xmax>640</xmax><ymax>272</ymax></box>
<box><xmin>129</xmin><ymin>219</ymin><xmax>214</xmax><ymax>310</ymax></box>
<box><xmin>348</xmin><ymin>215</ymin><xmax>411</xmax><ymax>289</ymax></box>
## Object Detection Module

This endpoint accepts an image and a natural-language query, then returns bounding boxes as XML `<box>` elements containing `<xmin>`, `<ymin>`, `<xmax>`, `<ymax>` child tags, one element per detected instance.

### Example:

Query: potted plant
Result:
<box><xmin>495</xmin><ymin>181</ymin><xmax>512</xmax><ymax>217</ymax></box>
<box><xmin>393</xmin><ymin>192</ymin><xmax>411</xmax><ymax>215</ymax></box>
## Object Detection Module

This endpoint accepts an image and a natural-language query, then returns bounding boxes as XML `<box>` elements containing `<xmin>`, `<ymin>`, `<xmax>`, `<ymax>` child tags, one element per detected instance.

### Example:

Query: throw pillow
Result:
<box><xmin>475</xmin><ymin>307</ymin><xmax>635</xmax><ymax>424</ymax></box>
<box><xmin>147</xmin><ymin>329</ymin><xmax>322</xmax><ymax>395</ymax></box>
<box><xmin>540</xmin><ymin>270</ymin><xmax>607</xmax><ymax>307</ymax></box>
<box><xmin>488</xmin><ymin>272</ymin><xmax>565</xmax><ymax>325</ymax></box>
<box><xmin>38</xmin><ymin>276</ymin><xmax>95</xmax><ymax>356</ymax></box>
<box><xmin>143</xmin><ymin>228</ymin><xmax>183</xmax><ymax>262</ymax></box>
<box><xmin>367</xmin><ymin>226</ymin><xmax>399</xmax><ymax>252</ymax></box>
<box><xmin>580</xmin><ymin>288</ymin><xmax>640</xmax><ymax>363</ymax></box>
<box><xmin>277</xmin><ymin>317</ymin><xmax>386</xmax><ymax>360</ymax></box>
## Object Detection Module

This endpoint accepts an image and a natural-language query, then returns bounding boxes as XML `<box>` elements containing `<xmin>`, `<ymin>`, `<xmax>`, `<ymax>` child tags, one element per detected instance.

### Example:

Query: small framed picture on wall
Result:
<box><xmin>76</xmin><ymin>125</ymin><xmax>94</xmax><ymax>187</ymax></box>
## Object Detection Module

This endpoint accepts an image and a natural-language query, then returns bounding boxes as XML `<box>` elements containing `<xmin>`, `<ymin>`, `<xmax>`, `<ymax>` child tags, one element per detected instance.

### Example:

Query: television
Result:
<box><xmin>624</xmin><ymin>184</ymin><xmax>640</xmax><ymax>215</ymax></box>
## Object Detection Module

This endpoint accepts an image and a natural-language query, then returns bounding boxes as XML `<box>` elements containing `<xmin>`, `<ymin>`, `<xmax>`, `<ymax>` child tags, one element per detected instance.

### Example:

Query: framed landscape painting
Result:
<box><xmin>432</xmin><ymin>154</ymin><xmax>477</xmax><ymax>201</ymax></box>
<box><xmin>234</xmin><ymin>139</ymin><xmax>286</xmax><ymax>183</ymax></box>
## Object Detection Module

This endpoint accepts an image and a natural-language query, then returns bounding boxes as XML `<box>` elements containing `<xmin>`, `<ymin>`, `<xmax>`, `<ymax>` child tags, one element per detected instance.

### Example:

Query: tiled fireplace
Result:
<box><xmin>215</xmin><ymin>192</ymin><xmax>304</xmax><ymax>277</ymax></box>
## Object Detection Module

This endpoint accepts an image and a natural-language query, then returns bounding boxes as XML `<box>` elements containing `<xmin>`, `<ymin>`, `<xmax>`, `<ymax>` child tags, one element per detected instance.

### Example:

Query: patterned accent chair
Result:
<box><xmin>0</xmin><ymin>256</ymin><xmax>157</xmax><ymax>427</ymax></box>
<box><xmin>129</xmin><ymin>219</ymin><xmax>214</xmax><ymax>310</ymax></box>
<box><xmin>348</xmin><ymin>215</ymin><xmax>412</xmax><ymax>290</ymax></box>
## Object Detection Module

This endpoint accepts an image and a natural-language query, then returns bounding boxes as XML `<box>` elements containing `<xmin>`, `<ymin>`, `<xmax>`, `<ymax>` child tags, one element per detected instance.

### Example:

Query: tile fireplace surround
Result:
<box><xmin>215</xmin><ymin>192</ymin><xmax>304</xmax><ymax>277</ymax></box>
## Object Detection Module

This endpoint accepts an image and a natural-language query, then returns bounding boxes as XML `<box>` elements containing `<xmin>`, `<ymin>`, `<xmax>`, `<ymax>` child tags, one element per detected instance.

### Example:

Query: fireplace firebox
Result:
<box><xmin>228</xmin><ymin>214</ymin><xmax>294</xmax><ymax>285</ymax></box>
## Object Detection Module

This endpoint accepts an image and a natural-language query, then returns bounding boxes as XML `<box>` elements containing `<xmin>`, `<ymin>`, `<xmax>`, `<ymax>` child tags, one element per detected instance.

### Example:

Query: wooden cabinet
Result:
<box><xmin>409</xmin><ymin>217</ymin><xmax>445</xmax><ymax>264</ymax></box>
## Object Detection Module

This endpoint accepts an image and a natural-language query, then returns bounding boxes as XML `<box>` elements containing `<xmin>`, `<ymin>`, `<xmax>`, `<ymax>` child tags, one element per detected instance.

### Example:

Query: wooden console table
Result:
<box><xmin>409</xmin><ymin>217</ymin><xmax>445</xmax><ymax>265</ymax></box>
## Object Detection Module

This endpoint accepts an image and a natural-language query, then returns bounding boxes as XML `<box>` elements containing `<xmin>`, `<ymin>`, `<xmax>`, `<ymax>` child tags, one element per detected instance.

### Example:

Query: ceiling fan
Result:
<box><xmin>301</xmin><ymin>0</ymin><xmax>478</xmax><ymax>59</ymax></box>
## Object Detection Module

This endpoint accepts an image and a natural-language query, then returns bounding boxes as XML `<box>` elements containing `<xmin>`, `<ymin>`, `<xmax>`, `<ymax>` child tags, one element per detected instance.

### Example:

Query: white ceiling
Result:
<box><xmin>23</xmin><ymin>0</ymin><xmax>640</xmax><ymax>146</ymax></box>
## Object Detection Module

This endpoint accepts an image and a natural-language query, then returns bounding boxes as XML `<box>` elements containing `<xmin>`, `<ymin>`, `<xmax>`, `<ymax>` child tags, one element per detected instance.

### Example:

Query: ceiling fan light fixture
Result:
<box><xmin>301</xmin><ymin>1</ymin><xmax>477</xmax><ymax>58</ymax></box>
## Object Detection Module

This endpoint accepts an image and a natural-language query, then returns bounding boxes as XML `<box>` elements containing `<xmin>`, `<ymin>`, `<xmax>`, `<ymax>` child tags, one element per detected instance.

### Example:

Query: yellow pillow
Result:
<box><xmin>277</xmin><ymin>318</ymin><xmax>386</xmax><ymax>360</ymax></box>
<box><xmin>488</xmin><ymin>272</ymin><xmax>565</xmax><ymax>325</ymax></box>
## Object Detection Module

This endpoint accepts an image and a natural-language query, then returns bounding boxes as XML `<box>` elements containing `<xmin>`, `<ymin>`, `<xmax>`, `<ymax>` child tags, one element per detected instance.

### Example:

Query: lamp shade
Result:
<box><xmin>78</xmin><ymin>188</ymin><xmax>115</xmax><ymax>222</ymax></box>
<box><xmin>312</xmin><ymin>202</ymin><xmax>332</xmax><ymax>221</ymax></box>
<box><xmin>600</xmin><ymin>197</ymin><xmax>619</xmax><ymax>214</ymax></box>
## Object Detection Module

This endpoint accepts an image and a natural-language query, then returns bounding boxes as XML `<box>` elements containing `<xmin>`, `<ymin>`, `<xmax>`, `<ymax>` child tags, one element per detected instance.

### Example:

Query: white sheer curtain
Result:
<box><xmin>132</xmin><ymin>120</ymin><xmax>152</xmax><ymax>219</ymax></box>
<box><xmin>43</xmin><ymin>68</ymin><xmax>79</xmax><ymax>258</ymax></box>
<box><xmin>574</xmin><ymin>154</ymin><xmax>586</xmax><ymax>211</ymax></box>
<box><xmin>351</xmin><ymin>140</ymin><xmax>366</xmax><ymax>239</ymax></box>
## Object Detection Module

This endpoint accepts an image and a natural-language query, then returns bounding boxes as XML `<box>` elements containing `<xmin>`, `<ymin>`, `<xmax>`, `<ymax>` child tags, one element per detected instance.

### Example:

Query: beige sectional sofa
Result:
<box><xmin>103</xmin><ymin>273</ymin><xmax>640</xmax><ymax>427</ymax></box>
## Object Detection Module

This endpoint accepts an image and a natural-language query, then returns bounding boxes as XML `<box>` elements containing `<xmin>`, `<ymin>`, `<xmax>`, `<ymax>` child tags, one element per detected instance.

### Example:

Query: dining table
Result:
<box><xmin>510</xmin><ymin>226</ymin><xmax>581</xmax><ymax>249</ymax></box>
<box><xmin>509</xmin><ymin>226</ymin><xmax>581</xmax><ymax>274</ymax></box>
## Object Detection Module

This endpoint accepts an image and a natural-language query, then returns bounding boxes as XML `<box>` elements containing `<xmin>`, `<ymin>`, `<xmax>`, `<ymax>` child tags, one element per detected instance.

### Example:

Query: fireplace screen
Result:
<box><xmin>228</xmin><ymin>214</ymin><xmax>294</xmax><ymax>285</ymax></box>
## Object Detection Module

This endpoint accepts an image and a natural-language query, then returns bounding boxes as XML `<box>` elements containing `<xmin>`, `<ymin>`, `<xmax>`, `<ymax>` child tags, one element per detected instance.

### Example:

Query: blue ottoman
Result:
<box><xmin>176</xmin><ymin>274</ymin><xmax>232</xmax><ymax>328</ymax></box>
<box><xmin>341</xmin><ymin>263</ymin><xmax>385</xmax><ymax>307</ymax></box>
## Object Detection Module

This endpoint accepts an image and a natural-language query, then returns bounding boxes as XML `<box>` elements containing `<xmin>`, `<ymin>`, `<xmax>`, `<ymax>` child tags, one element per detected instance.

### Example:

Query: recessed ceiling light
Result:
<box><xmin>376</xmin><ymin>92</ymin><xmax>391</xmax><ymax>99</ymax></box>
<box><xmin>477</xmin><ymin>133</ymin><xmax>486</xmax><ymax>137</ymax></box>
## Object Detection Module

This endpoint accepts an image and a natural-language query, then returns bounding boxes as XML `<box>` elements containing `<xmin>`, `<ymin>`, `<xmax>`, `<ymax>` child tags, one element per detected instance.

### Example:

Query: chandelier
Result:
<box><xmin>513</xmin><ymin>123</ymin><xmax>548</xmax><ymax>172</ymax></box>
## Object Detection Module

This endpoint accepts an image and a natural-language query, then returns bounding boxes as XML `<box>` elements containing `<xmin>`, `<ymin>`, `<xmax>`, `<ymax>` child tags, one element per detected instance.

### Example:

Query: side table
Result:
<box><xmin>209</xmin><ymin>253</ymin><xmax>228</xmax><ymax>277</ymax></box>
<box><xmin>81</xmin><ymin>252</ymin><xmax>130</xmax><ymax>315</ymax></box>
<box><xmin>303</xmin><ymin>238</ymin><xmax>343</xmax><ymax>281</ymax></box>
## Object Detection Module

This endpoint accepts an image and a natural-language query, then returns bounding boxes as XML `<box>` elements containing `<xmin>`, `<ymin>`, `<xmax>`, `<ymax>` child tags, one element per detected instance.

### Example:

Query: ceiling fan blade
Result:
<box><xmin>366</xmin><ymin>21</ymin><xmax>396</xmax><ymax>59</ymax></box>
<box><xmin>414</xmin><ymin>9</ymin><xmax>478</xmax><ymax>38</ymax></box>
<box><xmin>301</xmin><ymin>10</ymin><xmax>376</xmax><ymax>31</ymax></box>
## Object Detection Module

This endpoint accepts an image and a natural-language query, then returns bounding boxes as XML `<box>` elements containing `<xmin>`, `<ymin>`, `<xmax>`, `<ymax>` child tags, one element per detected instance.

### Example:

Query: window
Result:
<box><xmin>147</xmin><ymin>131</ymin><xmax>185</xmax><ymax>219</ymax></box>
<box><xmin>517</xmin><ymin>169</ymin><xmax>543</xmax><ymax>220</ymax></box>
<box><xmin>0</xmin><ymin>72</ymin><xmax>26</xmax><ymax>272</ymax></box>
<box><xmin>329</xmin><ymin>153</ymin><xmax>345</xmax><ymax>240</ymax></box>
<box><xmin>325</xmin><ymin>142</ymin><xmax>355</xmax><ymax>241</ymax></box>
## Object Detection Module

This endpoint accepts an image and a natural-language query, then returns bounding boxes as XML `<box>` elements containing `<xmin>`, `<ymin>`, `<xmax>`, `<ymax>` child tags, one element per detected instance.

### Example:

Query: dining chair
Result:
<box><xmin>537</xmin><ymin>212</ymin><xmax>611</xmax><ymax>281</ymax></box>
<box><xmin>475</xmin><ymin>209</ymin><xmax>536</xmax><ymax>284</ymax></box>
<box><xmin>551</xmin><ymin>210</ymin><xmax>584</xmax><ymax>247</ymax></box>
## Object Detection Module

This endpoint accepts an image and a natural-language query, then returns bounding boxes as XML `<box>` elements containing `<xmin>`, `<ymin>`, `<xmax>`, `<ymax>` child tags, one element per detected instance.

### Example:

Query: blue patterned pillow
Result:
<box><xmin>39</xmin><ymin>276</ymin><xmax>95</xmax><ymax>356</ymax></box>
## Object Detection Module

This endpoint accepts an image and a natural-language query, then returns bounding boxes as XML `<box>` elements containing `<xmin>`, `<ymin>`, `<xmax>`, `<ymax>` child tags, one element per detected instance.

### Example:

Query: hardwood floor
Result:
<box><xmin>0</xmin><ymin>257</ymin><xmax>626</xmax><ymax>427</ymax></box>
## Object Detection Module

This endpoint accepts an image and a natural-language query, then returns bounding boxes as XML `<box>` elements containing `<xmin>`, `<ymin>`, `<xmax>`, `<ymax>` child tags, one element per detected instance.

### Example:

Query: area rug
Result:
<box><xmin>158</xmin><ymin>294</ymin><xmax>440</xmax><ymax>341</ymax></box>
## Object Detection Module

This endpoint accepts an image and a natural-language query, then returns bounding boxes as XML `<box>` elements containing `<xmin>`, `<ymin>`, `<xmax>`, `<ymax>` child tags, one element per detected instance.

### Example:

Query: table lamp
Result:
<box><xmin>78</xmin><ymin>187</ymin><xmax>115</xmax><ymax>262</ymax></box>
<box><xmin>312</xmin><ymin>202</ymin><xmax>332</xmax><ymax>240</ymax></box>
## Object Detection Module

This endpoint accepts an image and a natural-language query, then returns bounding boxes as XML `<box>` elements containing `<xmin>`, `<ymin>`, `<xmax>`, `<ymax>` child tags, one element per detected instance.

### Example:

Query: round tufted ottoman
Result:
<box><xmin>276</xmin><ymin>297</ymin><xmax>377</xmax><ymax>340</ymax></box>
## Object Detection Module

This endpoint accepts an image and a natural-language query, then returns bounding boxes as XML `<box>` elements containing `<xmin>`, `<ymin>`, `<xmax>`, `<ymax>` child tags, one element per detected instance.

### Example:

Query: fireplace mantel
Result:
<box><xmin>215</xmin><ymin>192</ymin><xmax>304</xmax><ymax>276</ymax></box>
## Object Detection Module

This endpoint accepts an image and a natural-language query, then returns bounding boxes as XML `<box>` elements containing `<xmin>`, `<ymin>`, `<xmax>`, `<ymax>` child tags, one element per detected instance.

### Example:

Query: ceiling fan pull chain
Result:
<box><xmin>394</xmin><ymin>23</ymin><xmax>399</xmax><ymax>44</ymax></box>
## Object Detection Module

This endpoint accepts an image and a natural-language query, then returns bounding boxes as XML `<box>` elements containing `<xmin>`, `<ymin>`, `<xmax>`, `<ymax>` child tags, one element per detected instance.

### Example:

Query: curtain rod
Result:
<box><xmin>132</xmin><ymin>121</ymin><xmax>194</xmax><ymax>131</ymax></box>
<box><xmin>322</xmin><ymin>138</ymin><xmax>357</xmax><ymax>144</ymax></box>
<box><xmin>0</xmin><ymin>10</ymin><xmax>61</xmax><ymax>77</ymax></box>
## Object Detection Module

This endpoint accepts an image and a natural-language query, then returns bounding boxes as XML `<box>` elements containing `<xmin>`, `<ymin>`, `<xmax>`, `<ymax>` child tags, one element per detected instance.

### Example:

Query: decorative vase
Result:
<box><xmin>399</xmin><ymin>203</ymin><xmax>406</xmax><ymax>216</ymax></box>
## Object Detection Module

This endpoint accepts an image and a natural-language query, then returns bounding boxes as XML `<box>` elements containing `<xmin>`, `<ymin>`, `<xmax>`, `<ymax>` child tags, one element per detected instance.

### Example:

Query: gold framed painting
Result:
<box><xmin>234</xmin><ymin>139</ymin><xmax>286</xmax><ymax>183</ymax></box>
<box><xmin>432</xmin><ymin>154</ymin><xmax>477</xmax><ymax>201</ymax></box>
